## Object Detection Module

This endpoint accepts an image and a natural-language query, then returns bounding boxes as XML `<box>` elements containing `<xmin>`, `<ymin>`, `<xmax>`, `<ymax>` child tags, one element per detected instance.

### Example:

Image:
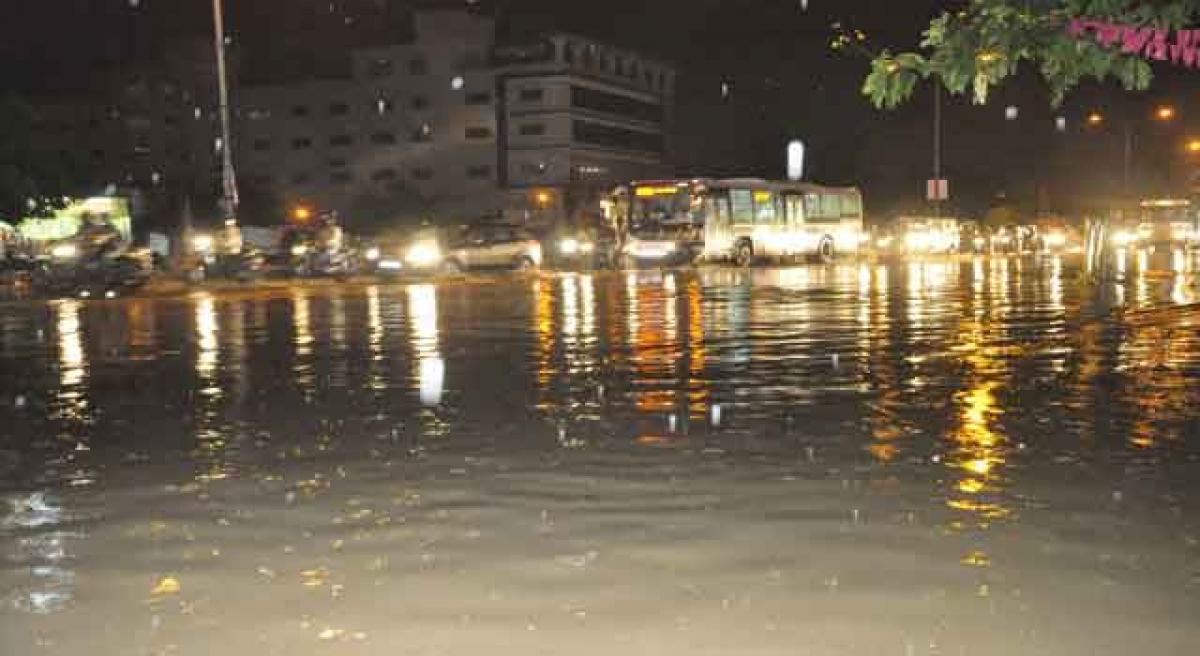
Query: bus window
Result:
<box><xmin>805</xmin><ymin>193</ymin><xmax>821</xmax><ymax>219</ymax></box>
<box><xmin>730</xmin><ymin>189</ymin><xmax>754</xmax><ymax>225</ymax></box>
<box><xmin>821</xmin><ymin>194</ymin><xmax>840</xmax><ymax>218</ymax></box>
<box><xmin>708</xmin><ymin>193</ymin><xmax>730</xmax><ymax>226</ymax></box>
<box><xmin>753</xmin><ymin>190</ymin><xmax>777</xmax><ymax>225</ymax></box>
<box><xmin>787</xmin><ymin>195</ymin><xmax>803</xmax><ymax>224</ymax></box>
<box><xmin>841</xmin><ymin>193</ymin><xmax>862</xmax><ymax>217</ymax></box>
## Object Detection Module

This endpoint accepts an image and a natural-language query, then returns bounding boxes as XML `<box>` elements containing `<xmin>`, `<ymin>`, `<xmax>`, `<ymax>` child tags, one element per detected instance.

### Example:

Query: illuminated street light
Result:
<box><xmin>1187</xmin><ymin>139</ymin><xmax>1200</xmax><ymax>154</ymax></box>
<box><xmin>293</xmin><ymin>206</ymin><xmax>313</xmax><ymax>222</ymax></box>
<box><xmin>1086</xmin><ymin>112</ymin><xmax>1104</xmax><ymax>126</ymax></box>
<box><xmin>1155</xmin><ymin>105</ymin><xmax>1177</xmax><ymax>121</ymax></box>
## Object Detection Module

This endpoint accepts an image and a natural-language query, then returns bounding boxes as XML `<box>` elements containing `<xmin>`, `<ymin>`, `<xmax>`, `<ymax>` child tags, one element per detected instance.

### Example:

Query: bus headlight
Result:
<box><xmin>405</xmin><ymin>241</ymin><xmax>442</xmax><ymax>267</ymax></box>
<box><xmin>559</xmin><ymin>238</ymin><xmax>595</xmax><ymax>255</ymax></box>
<box><xmin>364</xmin><ymin>247</ymin><xmax>381</xmax><ymax>261</ymax></box>
<box><xmin>50</xmin><ymin>243</ymin><xmax>78</xmax><ymax>260</ymax></box>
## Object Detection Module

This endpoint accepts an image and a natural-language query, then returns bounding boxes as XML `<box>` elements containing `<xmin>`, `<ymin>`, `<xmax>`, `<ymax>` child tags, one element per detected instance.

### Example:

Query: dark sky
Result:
<box><xmin>4</xmin><ymin>0</ymin><xmax>1197</xmax><ymax>215</ymax></box>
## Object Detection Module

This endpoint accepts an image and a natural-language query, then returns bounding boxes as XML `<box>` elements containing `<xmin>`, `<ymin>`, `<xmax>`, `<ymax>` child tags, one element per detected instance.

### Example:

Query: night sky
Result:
<box><xmin>5</xmin><ymin>0</ymin><xmax>1198</xmax><ymax>216</ymax></box>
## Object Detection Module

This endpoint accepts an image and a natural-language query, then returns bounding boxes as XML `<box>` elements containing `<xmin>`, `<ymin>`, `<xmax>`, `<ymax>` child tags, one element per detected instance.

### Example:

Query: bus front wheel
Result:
<box><xmin>734</xmin><ymin>241</ymin><xmax>754</xmax><ymax>267</ymax></box>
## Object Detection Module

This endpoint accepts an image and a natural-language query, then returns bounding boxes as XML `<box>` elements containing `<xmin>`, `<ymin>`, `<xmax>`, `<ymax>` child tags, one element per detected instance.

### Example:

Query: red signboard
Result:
<box><xmin>927</xmin><ymin>179</ymin><xmax>949</xmax><ymax>201</ymax></box>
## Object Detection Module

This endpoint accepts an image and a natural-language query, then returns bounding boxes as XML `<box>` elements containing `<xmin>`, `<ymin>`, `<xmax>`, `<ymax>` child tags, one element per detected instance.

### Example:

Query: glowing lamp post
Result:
<box><xmin>786</xmin><ymin>140</ymin><xmax>805</xmax><ymax>181</ymax></box>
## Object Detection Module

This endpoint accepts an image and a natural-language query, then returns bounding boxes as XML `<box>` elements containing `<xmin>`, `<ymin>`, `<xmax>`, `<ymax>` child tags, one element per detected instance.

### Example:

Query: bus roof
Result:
<box><xmin>625</xmin><ymin>178</ymin><xmax>861</xmax><ymax>195</ymax></box>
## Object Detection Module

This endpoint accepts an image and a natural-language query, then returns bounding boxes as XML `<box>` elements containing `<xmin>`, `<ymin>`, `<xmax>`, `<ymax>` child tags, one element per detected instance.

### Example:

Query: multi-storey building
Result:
<box><xmin>234</xmin><ymin>9</ymin><xmax>675</xmax><ymax>230</ymax></box>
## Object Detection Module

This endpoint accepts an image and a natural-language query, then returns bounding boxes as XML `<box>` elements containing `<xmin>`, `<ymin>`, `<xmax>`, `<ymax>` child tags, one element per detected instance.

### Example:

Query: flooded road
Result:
<box><xmin>2</xmin><ymin>256</ymin><xmax>1199</xmax><ymax>655</ymax></box>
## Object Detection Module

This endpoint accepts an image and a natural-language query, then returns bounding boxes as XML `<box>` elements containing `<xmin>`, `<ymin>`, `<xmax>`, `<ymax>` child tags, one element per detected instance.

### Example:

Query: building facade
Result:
<box><xmin>234</xmin><ymin>9</ymin><xmax>675</xmax><ymax>231</ymax></box>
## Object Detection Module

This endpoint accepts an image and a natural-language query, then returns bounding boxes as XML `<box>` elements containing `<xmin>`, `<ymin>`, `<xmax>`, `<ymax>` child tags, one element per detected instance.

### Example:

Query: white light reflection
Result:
<box><xmin>408</xmin><ymin>284</ymin><xmax>444</xmax><ymax>406</ymax></box>
<box><xmin>55</xmin><ymin>300</ymin><xmax>85</xmax><ymax>390</ymax></box>
<box><xmin>2</xmin><ymin>491</ymin><xmax>77</xmax><ymax>614</ymax></box>
<box><xmin>195</xmin><ymin>294</ymin><xmax>219</xmax><ymax>385</ymax></box>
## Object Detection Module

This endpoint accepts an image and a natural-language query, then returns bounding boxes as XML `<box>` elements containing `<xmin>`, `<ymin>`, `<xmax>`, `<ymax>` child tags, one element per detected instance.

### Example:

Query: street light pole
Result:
<box><xmin>212</xmin><ymin>0</ymin><xmax>239</xmax><ymax>221</ymax></box>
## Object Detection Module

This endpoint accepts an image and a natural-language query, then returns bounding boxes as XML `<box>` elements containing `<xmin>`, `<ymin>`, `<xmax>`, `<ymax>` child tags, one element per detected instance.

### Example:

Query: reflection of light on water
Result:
<box><xmin>195</xmin><ymin>294</ymin><xmax>219</xmax><ymax>385</ymax></box>
<box><xmin>664</xmin><ymin>274</ymin><xmax>678</xmax><ymax>345</ymax></box>
<box><xmin>55</xmin><ymin>300</ymin><xmax>85</xmax><ymax>390</ymax></box>
<box><xmin>293</xmin><ymin>292</ymin><xmax>312</xmax><ymax>357</ymax></box>
<box><xmin>580</xmin><ymin>275</ymin><xmax>596</xmax><ymax>342</ymax></box>
<box><xmin>366</xmin><ymin>285</ymin><xmax>386</xmax><ymax>391</ymax></box>
<box><xmin>3</xmin><ymin>491</ymin><xmax>77</xmax><ymax>614</ymax></box>
<box><xmin>407</xmin><ymin>284</ymin><xmax>443</xmax><ymax>406</ymax></box>
<box><xmin>948</xmin><ymin>361</ymin><xmax>1011</xmax><ymax>526</ymax></box>
<box><xmin>1048</xmin><ymin>256</ymin><xmax>1064</xmax><ymax>312</ymax></box>
<box><xmin>562</xmin><ymin>275</ymin><xmax>579</xmax><ymax>339</ymax></box>
<box><xmin>367</xmin><ymin>286</ymin><xmax>383</xmax><ymax>357</ymax></box>
<box><xmin>625</xmin><ymin>273</ymin><xmax>639</xmax><ymax>344</ymax></box>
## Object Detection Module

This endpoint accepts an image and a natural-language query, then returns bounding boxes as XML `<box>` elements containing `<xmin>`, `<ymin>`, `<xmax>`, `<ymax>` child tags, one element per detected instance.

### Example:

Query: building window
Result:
<box><xmin>374</xmin><ymin>97</ymin><xmax>393</xmax><ymax>115</ymax></box>
<box><xmin>520</xmin><ymin>162</ymin><xmax>548</xmax><ymax>176</ymax></box>
<box><xmin>572</xmin><ymin>120</ymin><xmax>663</xmax><ymax>154</ymax></box>
<box><xmin>410</xmin><ymin>96</ymin><xmax>429</xmax><ymax>110</ymax></box>
<box><xmin>246</xmin><ymin>108</ymin><xmax>271</xmax><ymax>120</ymax></box>
<box><xmin>519</xmin><ymin>123</ymin><xmax>546</xmax><ymax>136</ymax></box>
<box><xmin>371</xmin><ymin>168</ymin><xmax>397</xmax><ymax>182</ymax></box>
<box><xmin>464</xmin><ymin>126</ymin><xmax>492</xmax><ymax>140</ymax></box>
<box><xmin>571</xmin><ymin>85</ymin><xmax>663</xmax><ymax>123</ymax></box>
<box><xmin>329</xmin><ymin>102</ymin><xmax>350</xmax><ymax>116</ymax></box>
<box><xmin>367</xmin><ymin>58</ymin><xmax>393</xmax><ymax>78</ymax></box>
<box><xmin>412</xmin><ymin>123</ymin><xmax>433</xmax><ymax>142</ymax></box>
<box><xmin>465</xmin><ymin>91</ymin><xmax>492</xmax><ymax>105</ymax></box>
<box><xmin>331</xmin><ymin>171</ymin><xmax>353</xmax><ymax>184</ymax></box>
<box><xmin>252</xmin><ymin>138</ymin><xmax>271</xmax><ymax>151</ymax></box>
<box><xmin>412</xmin><ymin>167</ymin><xmax>433</xmax><ymax>181</ymax></box>
<box><xmin>290</xmin><ymin>105</ymin><xmax>310</xmax><ymax>118</ymax></box>
<box><xmin>292</xmin><ymin>172</ymin><xmax>311</xmax><ymax>184</ymax></box>
<box><xmin>519</xmin><ymin>88</ymin><xmax>544</xmax><ymax>102</ymax></box>
<box><xmin>370</xmin><ymin>131</ymin><xmax>397</xmax><ymax>145</ymax></box>
<box><xmin>450</xmin><ymin>75</ymin><xmax>465</xmax><ymax>91</ymax></box>
<box><xmin>328</xmin><ymin>158</ymin><xmax>347</xmax><ymax>168</ymax></box>
<box><xmin>408</xmin><ymin>57</ymin><xmax>428</xmax><ymax>75</ymax></box>
<box><xmin>291</xmin><ymin>137</ymin><xmax>312</xmax><ymax>150</ymax></box>
<box><xmin>466</xmin><ymin>165</ymin><xmax>491</xmax><ymax>179</ymax></box>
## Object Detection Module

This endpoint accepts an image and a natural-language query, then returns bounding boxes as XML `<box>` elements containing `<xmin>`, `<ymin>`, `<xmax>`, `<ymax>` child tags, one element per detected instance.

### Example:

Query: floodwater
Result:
<box><xmin>1</xmin><ymin>256</ymin><xmax>1199</xmax><ymax>655</ymax></box>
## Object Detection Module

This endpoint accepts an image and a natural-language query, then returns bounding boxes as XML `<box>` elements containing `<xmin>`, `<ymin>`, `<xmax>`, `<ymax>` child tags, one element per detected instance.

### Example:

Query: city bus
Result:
<box><xmin>606</xmin><ymin>179</ymin><xmax>865</xmax><ymax>267</ymax></box>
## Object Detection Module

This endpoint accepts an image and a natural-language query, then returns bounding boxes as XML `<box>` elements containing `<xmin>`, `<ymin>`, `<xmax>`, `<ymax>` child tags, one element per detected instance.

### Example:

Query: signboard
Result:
<box><xmin>18</xmin><ymin>196</ymin><xmax>133</xmax><ymax>242</ymax></box>
<box><xmin>1068</xmin><ymin>19</ymin><xmax>1200</xmax><ymax>68</ymax></box>
<box><xmin>926</xmin><ymin>179</ymin><xmax>949</xmax><ymax>202</ymax></box>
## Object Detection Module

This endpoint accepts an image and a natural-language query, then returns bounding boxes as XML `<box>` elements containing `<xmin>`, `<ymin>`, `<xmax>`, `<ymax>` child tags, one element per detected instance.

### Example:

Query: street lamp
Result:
<box><xmin>1086</xmin><ymin>112</ymin><xmax>1105</xmax><ymax>126</ymax></box>
<box><xmin>1186</xmin><ymin>139</ymin><xmax>1200</xmax><ymax>154</ymax></box>
<box><xmin>1156</xmin><ymin>105</ymin><xmax>1178</xmax><ymax>122</ymax></box>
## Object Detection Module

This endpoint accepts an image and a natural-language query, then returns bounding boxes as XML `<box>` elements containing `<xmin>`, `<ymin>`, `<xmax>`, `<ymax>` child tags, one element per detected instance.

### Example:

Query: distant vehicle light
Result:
<box><xmin>364</xmin><ymin>247</ymin><xmax>381</xmax><ymax>261</ymax></box>
<box><xmin>192</xmin><ymin>234</ymin><xmax>214</xmax><ymax>253</ymax></box>
<box><xmin>559</xmin><ymin>238</ymin><xmax>581</xmax><ymax>255</ymax></box>
<box><xmin>405</xmin><ymin>241</ymin><xmax>442</xmax><ymax>267</ymax></box>
<box><xmin>378</xmin><ymin>259</ymin><xmax>403</xmax><ymax>271</ymax></box>
<box><xmin>50</xmin><ymin>243</ymin><xmax>78</xmax><ymax>260</ymax></box>
<box><xmin>291</xmin><ymin>244</ymin><xmax>310</xmax><ymax>257</ymax></box>
<box><xmin>1111</xmin><ymin>230</ymin><xmax>1138</xmax><ymax>247</ymax></box>
<box><xmin>875</xmin><ymin>236</ymin><xmax>894</xmax><ymax>249</ymax></box>
<box><xmin>973</xmin><ymin>236</ymin><xmax>986</xmax><ymax>249</ymax></box>
<box><xmin>1043</xmin><ymin>230</ymin><xmax>1068</xmax><ymax>249</ymax></box>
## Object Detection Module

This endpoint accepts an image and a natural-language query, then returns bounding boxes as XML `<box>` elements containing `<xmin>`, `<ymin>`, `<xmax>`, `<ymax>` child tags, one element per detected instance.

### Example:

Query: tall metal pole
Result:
<box><xmin>933</xmin><ymin>83</ymin><xmax>942</xmax><ymax>218</ymax></box>
<box><xmin>212</xmin><ymin>0</ymin><xmax>239</xmax><ymax>221</ymax></box>
<box><xmin>1123</xmin><ymin>123</ymin><xmax>1133</xmax><ymax>205</ymax></box>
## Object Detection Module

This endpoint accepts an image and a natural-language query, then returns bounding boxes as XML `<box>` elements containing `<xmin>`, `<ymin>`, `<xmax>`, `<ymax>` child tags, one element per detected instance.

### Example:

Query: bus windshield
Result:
<box><xmin>631</xmin><ymin>186</ymin><xmax>701</xmax><ymax>229</ymax></box>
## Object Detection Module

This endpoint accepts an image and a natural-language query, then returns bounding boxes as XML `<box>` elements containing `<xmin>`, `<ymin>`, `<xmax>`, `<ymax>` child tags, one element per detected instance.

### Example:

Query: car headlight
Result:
<box><xmin>405</xmin><ymin>242</ymin><xmax>442</xmax><ymax>267</ymax></box>
<box><xmin>973</xmin><ymin>237</ymin><xmax>986</xmax><ymax>249</ymax></box>
<box><xmin>1044</xmin><ymin>231</ymin><xmax>1068</xmax><ymax>248</ymax></box>
<box><xmin>365</xmin><ymin>247</ymin><xmax>381</xmax><ymax>261</ymax></box>
<box><xmin>1111</xmin><ymin>230</ymin><xmax>1137</xmax><ymax>247</ymax></box>
<box><xmin>192</xmin><ymin>235</ymin><xmax>214</xmax><ymax>253</ymax></box>
<box><xmin>291</xmin><ymin>244</ymin><xmax>309</xmax><ymax>257</ymax></box>
<box><xmin>50</xmin><ymin>243</ymin><xmax>78</xmax><ymax>260</ymax></box>
<box><xmin>559</xmin><ymin>238</ymin><xmax>581</xmax><ymax>255</ymax></box>
<box><xmin>875</xmin><ymin>236</ymin><xmax>893</xmax><ymax>248</ymax></box>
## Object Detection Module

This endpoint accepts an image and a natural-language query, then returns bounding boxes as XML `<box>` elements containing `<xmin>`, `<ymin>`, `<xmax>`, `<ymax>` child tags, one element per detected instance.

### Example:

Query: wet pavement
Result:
<box><xmin>2</xmin><ymin>255</ymin><xmax>1199</xmax><ymax>655</ymax></box>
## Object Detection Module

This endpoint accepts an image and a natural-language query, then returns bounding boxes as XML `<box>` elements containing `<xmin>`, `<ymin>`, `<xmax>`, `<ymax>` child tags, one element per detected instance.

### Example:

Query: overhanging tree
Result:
<box><xmin>0</xmin><ymin>96</ymin><xmax>88</xmax><ymax>221</ymax></box>
<box><xmin>849</xmin><ymin>0</ymin><xmax>1200</xmax><ymax>109</ymax></box>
